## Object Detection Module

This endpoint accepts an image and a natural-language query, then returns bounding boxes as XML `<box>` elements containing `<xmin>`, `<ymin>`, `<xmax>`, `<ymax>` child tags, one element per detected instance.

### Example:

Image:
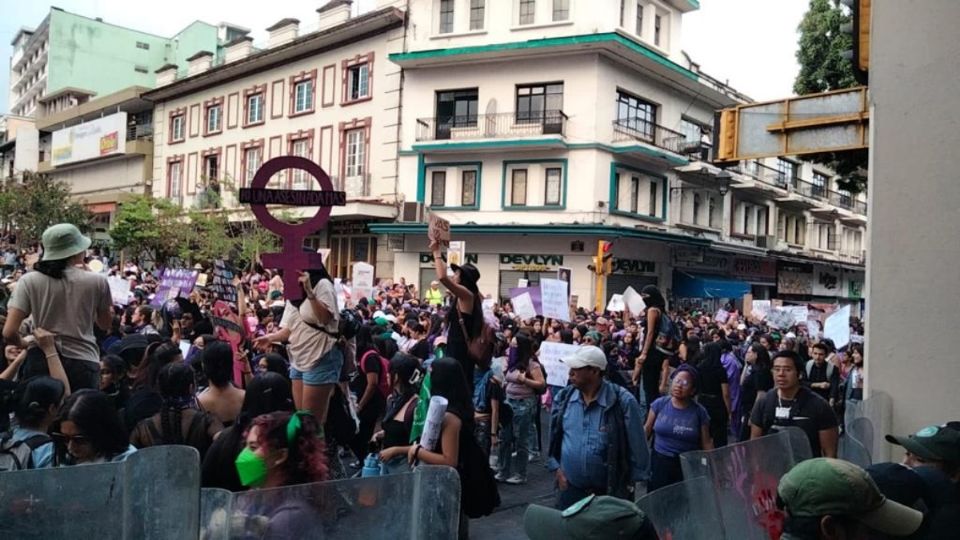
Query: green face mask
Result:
<box><xmin>235</xmin><ymin>447</ymin><xmax>268</xmax><ymax>488</ymax></box>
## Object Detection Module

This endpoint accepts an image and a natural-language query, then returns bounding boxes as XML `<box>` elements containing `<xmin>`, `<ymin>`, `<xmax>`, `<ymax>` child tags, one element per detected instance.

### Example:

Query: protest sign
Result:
<box><xmin>540</xmin><ymin>279</ymin><xmax>569</xmax><ymax>321</ymax></box>
<box><xmin>751</xmin><ymin>300</ymin><xmax>772</xmax><ymax>321</ymax></box>
<box><xmin>512</xmin><ymin>291</ymin><xmax>538</xmax><ymax>320</ymax></box>
<box><xmin>419</xmin><ymin>396</ymin><xmax>449</xmax><ymax>452</ymax></box>
<box><xmin>107</xmin><ymin>276</ymin><xmax>132</xmax><ymax>306</ymax></box>
<box><xmin>537</xmin><ymin>342</ymin><xmax>581</xmax><ymax>386</ymax></box>
<box><xmin>447</xmin><ymin>241</ymin><xmax>465</xmax><ymax>267</ymax></box>
<box><xmin>517</xmin><ymin>278</ymin><xmax>529</xmax><ymax>288</ymax></box>
<box><xmin>151</xmin><ymin>269</ymin><xmax>198</xmax><ymax>307</ymax></box>
<box><xmin>781</xmin><ymin>305</ymin><xmax>810</xmax><ymax>326</ymax></box>
<box><xmin>622</xmin><ymin>286</ymin><xmax>646</xmax><ymax>316</ymax></box>
<box><xmin>714</xmin><ymin>309</ymin><xmax>730</xmax><ymax>324</ymax></box>
<box><xmin>428</xmin><ymin>213</ymin><xmax>451</xmax><ymax>247</ymax></box>
<box><xmin>557</xmin><ymin>267</ymin><xmax>572</xmax><ymax>285</ymax></box>
<box><xmin>764</xmin><ymin>308</ymin><xmax>795</xmax><ymax>330</ymax></box>
<box><xmin>508</xmin><ymin>287</ymin><xmax>542</xmax><ymax>315</ymax></box>
<box><xmin>210</xmin><ymin>260</ymin><xmax>238</xmax><ymax>308</ymax></box>
<box><xmin>742</xmin><ymin>294</ymin><xmax>754</xmax><ymax>319</ymax></box>
<box><xmin>352</xmin><ymin>262</ymin><xmax>375</xmax><ymax>303</ymax></box>
<box><xmin>606</xmin><ymin>294</ymin><xmax>625</xmax><ymax>312</ymax></box>
<box><xmin>824</xmin><ymin>305</ymin><xmax>851</xmax><ymax>349</ymax></box>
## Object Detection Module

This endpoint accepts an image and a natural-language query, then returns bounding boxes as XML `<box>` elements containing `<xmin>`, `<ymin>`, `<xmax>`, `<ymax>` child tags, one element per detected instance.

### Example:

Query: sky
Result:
<box><xmin>0</xmin><ymin>0</ymin><xmax>807</xmax><ymax>115</ymax></box>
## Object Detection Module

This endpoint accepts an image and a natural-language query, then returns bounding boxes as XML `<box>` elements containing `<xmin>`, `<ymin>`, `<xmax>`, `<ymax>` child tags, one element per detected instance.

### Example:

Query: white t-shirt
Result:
<box><xmin>279</xmin><ymin>279</ymin><xmax>339</xmax><ymax>372</ymax></box>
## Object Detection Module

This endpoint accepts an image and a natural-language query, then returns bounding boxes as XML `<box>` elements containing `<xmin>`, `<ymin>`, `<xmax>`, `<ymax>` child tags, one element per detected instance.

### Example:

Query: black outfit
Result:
<box><xmin>806</xmin><ymin>361</ymin><xmax>840</xmax><ymax>402</ymax></box>
<box><xmin>446</xmin><ymin>307</ymin><xmax>477</xmax><ymax>385</ymax></box>
<box><xmin>408</xmin><ymin>339</ymin><xmax>430</xmax><ymax>362</ymax></box>
<box><xmin>382</xmin><ymin>394</ymin><xmax>418</xmax><ymax>449</ymax></box>
<box><xmin>738</xmin><ymin>365</ymin><xmax>773</xmax><ymax>441</ymax></box>
<box><xmin>122</xmin><ymin>388</ymin><xmax>162</xmax><ymax>433</ymax></box>
<box><xmin>202</xmin><ymin>424</ymin><xmax>245</xmax><ymax>491</ymax></box>
<box><xmin>750</xmin><ymin>386</ymin><xmax>838</xmax><ymax>457</ymax></box>
<box><xmin>640</xmin><ymin>308</ymin><xmax>670</xmax><ymax>406</ymax></box>
<box><xmin>348</xmin><ymin>351</ymin><xmax>386</xmax><ymax>461</ymax></box>
<box><xmin>697</xmin><ymin>359</ymin><xmax>730</xmax><ymax>448</ymax></box>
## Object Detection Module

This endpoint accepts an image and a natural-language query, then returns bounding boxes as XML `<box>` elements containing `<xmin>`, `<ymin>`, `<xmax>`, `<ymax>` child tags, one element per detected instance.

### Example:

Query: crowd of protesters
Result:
<box><xmin>0</xmin><ymin>223</ymin><xmax>956</xmax><ymax>540</ymax></box>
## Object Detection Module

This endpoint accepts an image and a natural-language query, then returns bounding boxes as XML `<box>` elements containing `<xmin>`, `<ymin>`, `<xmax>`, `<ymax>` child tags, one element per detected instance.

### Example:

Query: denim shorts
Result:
<box><xmin>289</xmin><ymin>346</ymin><xmax>344</xmax><ymax>386</ymax></box>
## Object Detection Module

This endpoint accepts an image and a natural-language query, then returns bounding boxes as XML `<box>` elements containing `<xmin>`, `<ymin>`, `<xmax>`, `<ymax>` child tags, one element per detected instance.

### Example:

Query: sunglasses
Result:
<box><xmin>52</xmin><ymin>432</ymin><xmax>91</xmax><ymax>445</ymax></box>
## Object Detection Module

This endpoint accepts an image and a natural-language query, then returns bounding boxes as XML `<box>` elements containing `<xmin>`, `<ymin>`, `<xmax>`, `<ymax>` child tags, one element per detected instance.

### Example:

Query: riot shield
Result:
<box><xmin>847</xmin><ymin>417</ymin><xmax>874</xmax><ymax>461</ymax></box>
<box><xmin>635</xmin><ymin>476</ymin><xmax>727</xmax><ymax>540</ymax></box>
<box><xmin>0</xmin><ymin>446</ymin><xmax>200</xmax><ymax>540</ymax></box>
<box><xmin>839</xmin><ymin>433</ymin><xmax>872</xmax><ymax>468</ymax></box>
<box><xmin>200</xmin><ymin>465</ymin><xmax>461</xmax><ymax>540</ymax></box>
<box><xmin>781</xmin><ymin>425</ymin><xmax>814</xmax><ymax>463</ymax></box>
<box><xmin>845</xmin><ymin>392</ymin><xmax>893</xmax><ymax>462</ymax></box>
<box><xmin>679</xmin><ymin>431</ymin><xmax>793</xmax><ymax>540</ymax></box>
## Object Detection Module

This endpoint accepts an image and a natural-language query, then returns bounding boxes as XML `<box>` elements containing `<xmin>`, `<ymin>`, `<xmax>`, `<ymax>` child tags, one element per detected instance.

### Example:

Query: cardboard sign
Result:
<box><xmin>352</xmin><ymin>262</ymin><xmax>374</xmax><ymax>303</ymax></box>
<box><xmin>511</xmin><ymin>291</ymin><xmax>538</xmax><ymax>320</ymax></box>
<box><xmin>447</xmin><ymin>241</ymin><xmax>465</xmax><ymax>267</ymax></box>
<box><xmin>428</xmin><ymin>213</ymin><xmax>451</xmax><ymax>246</ymax></box>
<box><xmin>606</xmin><ymin>294</ymin><xmax>625</xmax><ymax>312</ymax></box>
<box><xmin>210</xmin><ymin>259</ymin><xmax>238</xmax><ymax>308</ymax></box>
<box><xmin>622</xmin><ymin>286</ymin><xmax>646</xmax><ymax>316</ymax></box>
<box><xmin>107</xmin><ymin>276</ymin><xmax>132</xmax><ymax>306</ymax></box>
<box><xmin>824</xmin><ymin>305</ymin><xmax>851</xmax><ymax>349</ymax></box>
<box><xmin>151</xmin><ymin>269</ymin><xmax>198</xmax><ymax>307</ymax></box>
<box><xmin>537</xmin><ymin>342</ymin><xmax>581</xmax><ymax>387</ymax></box>
<box><xmin>540</xmin><ymin>278</ymin><xmax>569</xmax><ymax>321</ymax></box>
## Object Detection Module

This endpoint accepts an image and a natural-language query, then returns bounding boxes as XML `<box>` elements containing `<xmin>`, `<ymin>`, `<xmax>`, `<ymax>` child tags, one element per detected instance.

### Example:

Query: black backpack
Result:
<box><xmin>0</xmin><ymin>433</ymin><xmax>50</xmax><ymax>472</ymax></box>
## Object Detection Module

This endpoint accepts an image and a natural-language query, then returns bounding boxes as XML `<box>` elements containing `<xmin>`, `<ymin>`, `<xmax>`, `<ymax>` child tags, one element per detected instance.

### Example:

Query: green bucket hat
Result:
<box><xmin>523</xmin><ymin>495</ymin><xmax>649</xmax><ymax>540</ymax></box>
<box><xmin>778</xmin><ymin>458</ymin><xmax>923</xmax><ymax>537</ymax></box>
<box><xmin>41</xmin><ymin>223</ymin><xmax>91</xmax><ymax>261</ymax></box>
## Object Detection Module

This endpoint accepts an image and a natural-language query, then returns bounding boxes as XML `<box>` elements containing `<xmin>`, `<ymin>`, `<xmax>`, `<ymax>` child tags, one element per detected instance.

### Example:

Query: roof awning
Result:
<box><xmin>672</xmin><ymin>271</ymin><xmax>751</xmax><ymax>299</ymax></box>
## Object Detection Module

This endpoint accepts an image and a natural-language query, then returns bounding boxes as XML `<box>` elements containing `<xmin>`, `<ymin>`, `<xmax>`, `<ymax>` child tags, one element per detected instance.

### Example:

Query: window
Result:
<box><xmin>757</xmin><ymin>206</ymin><xmax>768</xmax><ymax>235</ymax></box>
<box><xmin>629</xmin><ymin>177</ymin><xmax>640</xmax><ymax>213</ymax></box>
<box><xmin>708</xmin><ymin>196</ymin><xmax>718</xmax><ymax>228</ymax></box>
<box><xmin>294</xmin><ymin>80</ymin><xmax>313</xmax><ymax>113</ymax></box>
<box><xmin>439</xmin><ymin>0</ymin><xmax>455</xmax><ymax>33</ymax></box>
<box><xmin>431</xmin><ymin>171</ymin><xmax>446</xmax><ymax>206</ymax></box>
<box><xmin>620</xmin><ymin>0</ymin><xmax>627</xmax><ymax>26</ymax></box>
<box><xmin>519</xmin><ymin>0</ymin><xmax>536</xmax><ymax>25</ymax></box>
<box><xmin>511</xmin><ymin>169</ymin><xmax>528</xmax><ymax>206</ymax></box>
<box><xmin>812</xmin><ymin>172</ymin><xmax>827</xmax><ymax>197</ymax></box>
<box><xmin>247</xmin><ymin>94</ymin><xmax>264</xmax><ymax>124</ymax></box>
<box><xmin>243</xmin><ymin>147</ymin><xmax>262</xmax><ymax>187</ymax></box>
<box><xmin>516</xmin><ymin>83</ymin><xmax>563</xmax><ymax>123</ymax></box>
<box><xmin>693</xmin><ymin>193</ymin><xmax>702</xmax><ymax>224</ymax></box>
<box><xmin>136</xmin><ymin>41</ymin><xmax>150</xmax><ymax>50</ymax></box>
<box><xmin>436</xmin><ymin>89</ymin><xmax>479</xmax><ymax>130</ymax></box>
<box><xmin>169</xmin><ymin>161</ymin><xmax>182</xmax><ymax>199</ymax></box>
<box><xmin>345</xmin><ymin>129</ymin><xmax>366</xmax><ymax>177</ymax></box>
<box><xmin>545</xmin><ymin>167</ymin><xmax>562</xmax><ymax>205</ymax></box>
<box><xmin>203</xmin><ymin>155</ymin><xmax>219</xmax><ymax>181</ymax></box>
<box><xmin>461</xmin><ymin>170</ymin><xmax>477</xmax><ymax>206</ymax></box>
<box><xmin>649</xmin><ymin>181</ymin><xmax>658</xmax><ymax>217</ymax></box>
<box><xmin>616</xmin><ymin>91</ymin><xmax>657</xmax><ymax>140</ymax></box>
<box><xmin>206</xmin><ymin>104</ymin><xmax>222</xmax><ymax>134</ymax></box>
<box><xmin>553</xmin><ymin>0</ymin><xmax>570</xmax><ymax>21</ymax></box>
<box><xmin>654</xmin><ymin>14</ymin><xmax>662</xmax><ymax>46</ymax></box>
<box><xmin>291</xmin><ymin>139</ymin><xmax>309</xmax><ymax>189</ymax></box>
<box><xmin>134</xmin><ymin>65</ymin><xmax>148</xmax><ymax>74</ymax></box>
<box><xmin>470</xmin><ymin>0</ymin><xmax>485</xmax><ymax>30</ymax></box>
<box><xmin>680</xmin><ymin>118</ymin><xmax>705</xmax><ymax>144</ymax></box>
<box><xmin>777</xmin><ymin>158</ymin><xmax>796</xmax><ymax>187</ymax></box>
<box><xmin>347</xmin><ymin>63</ymin><xmax>370</xmax><ymax>101</ymax></box>
<box><xmin>636</xmin><ymin>2</ymin><xmax>644</xmax><ymax>35</ymax></box>
<box><xmin>170</xmin><ymin>114</ymin><xmax>185</xmax><ymax>142</ymax></box>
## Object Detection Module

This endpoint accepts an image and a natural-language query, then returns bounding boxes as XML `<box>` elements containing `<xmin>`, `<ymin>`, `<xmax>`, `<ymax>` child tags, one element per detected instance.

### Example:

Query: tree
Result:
<box><xmin>0</xmin><ymin>172</ymin><xmax>91</xmax><ymax>245</ymax></box>
<box><xmin>793</xmin><ymin>0</ymin><xmax>868</xmax><ymax>193</ymax></box>
<box><xmin>109</xmin><ymin>195</ymin><xmax>188</xmax><ymax>264</ymax></box>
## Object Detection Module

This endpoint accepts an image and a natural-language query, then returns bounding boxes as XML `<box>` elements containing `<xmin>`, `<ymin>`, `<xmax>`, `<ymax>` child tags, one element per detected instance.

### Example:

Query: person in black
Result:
<box><xmin>631</xmin><ymin>285</ymin><xmax>673</xmax><ymax>408</ymax></box>
<box><xmin>749</xmin><ymin>350</ymin><xmax>838</xmax><ymax>457</ymax></box>
<box><xmin>348</xmin><ymin>325</ymin><xmax>387</xmax><ymax>463</ymax></box>
<box><xmin>406</xmin><ymin>322</ymin><xmax>430</xmax><ymax>361</ymax></box>
<box><xmin>696</xmin><ymin>342</ymin><xmax>731</xmax><ymax>448</ymax></box>
<box><xmin>806</xmin><ymin>342</ymin><xmax>840</xmax><ymax>407</ymax></box>
<box><xmin>376</xmin><ymin>353</ymin><xmax>422</xmax><ymax>475</ymax></box>
<box><xmin>430</xmin><ymin>239</ymin><xmax>485</xmax><ymax>387</ymax></box>
<box><xmin>738</xmin><ymin>343</ymin><xmax>773</xmax><ymax>442</ymax></box>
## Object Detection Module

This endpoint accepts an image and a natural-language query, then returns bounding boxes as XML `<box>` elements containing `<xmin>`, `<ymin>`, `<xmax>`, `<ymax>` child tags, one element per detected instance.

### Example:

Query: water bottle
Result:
<box><xmin>361</xmin><ymin>453</ymin><xmax>381</xmax><ymax>478</ymax></box>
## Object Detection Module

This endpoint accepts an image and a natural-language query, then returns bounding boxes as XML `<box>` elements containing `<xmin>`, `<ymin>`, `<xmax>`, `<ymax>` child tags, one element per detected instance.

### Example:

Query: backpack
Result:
<box><xmin>0</xmin><ymin>433</ymin><xmax>50</xmax><ymax>472</ymax></box>
<box><xmin>359</xmin><ymin>350</ymin><xmax>391</xmax><ymax>399</ymax></box>
<box><xmin>339</xmin><ymin>309</ymin><xmax>361</xmax><ymax>340</ymax></box>
<box><xmin>805</xmin><ymin>360</ymin><xmax>835</xmax><ymax>381</ymax></box>
<box><xmin>458</xmin><ymin>426</ymin><xmax>501</xmax><ymax>518</ymax></box>
<box><xmin>654</xmin><ymin>308</ymin><xmax>682</xmax><ymax>355</ymax></box>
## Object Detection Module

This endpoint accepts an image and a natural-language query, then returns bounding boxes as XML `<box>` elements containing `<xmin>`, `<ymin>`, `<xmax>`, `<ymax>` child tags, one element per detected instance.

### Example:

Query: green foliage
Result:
<box><xmin>0</xmin><ymin>172</ymin><xmax>92</xmax><ymax>245</ymax></box>
<box><xmin>793</xmin><ymin>0</ymin><xmax>868</xmax><ymax>193</ymax></box>
<box><xmin>109</xmin><ymin>195</ymin><xmax>187</xmax><ymax>264</ymax></box>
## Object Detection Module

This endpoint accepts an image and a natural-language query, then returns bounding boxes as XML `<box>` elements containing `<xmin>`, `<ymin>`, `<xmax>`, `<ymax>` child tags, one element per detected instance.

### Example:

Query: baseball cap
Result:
<box><xmin>778</xmin><ymin>458</ymin><xmax>923</xmax><ymax>537</ymax></box>
<box><xmin>561</xmin><ymin>345</ymin><xmax>607</xmax><ymax>370</ymax></box>
<box><xmin>584</xmin><ymin>330</ymin><xmax>603</xmax><ymax>343</ymax></box>
<box><xmin>885</xmin><ymin>424</ymin><xmax>960</xmax><ymax>462</ymax></box>
<box><xmin>524</xmin><ymin>495</ymin><xmax>649</xmax><ymax>540</ymax></box>
<box><xmin>865</xmin><ymin>462</ymin><xmax>926</xmax><ymax>506</ymax></box>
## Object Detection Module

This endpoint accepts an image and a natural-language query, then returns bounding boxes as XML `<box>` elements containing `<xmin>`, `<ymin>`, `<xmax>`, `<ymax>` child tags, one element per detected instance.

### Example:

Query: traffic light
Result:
<box><xmin>841</xmin><ymin>0</ymin><xmax>870</xmax><ymax>84</ymax></box>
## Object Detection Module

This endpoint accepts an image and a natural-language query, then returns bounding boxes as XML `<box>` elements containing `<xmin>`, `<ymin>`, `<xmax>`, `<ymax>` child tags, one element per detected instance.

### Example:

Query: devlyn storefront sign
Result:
<box><xmin>612</xmin><ymin>258</ymin><xmax>656</xmax><ymax>275</ymax></box>
<box><xmin>500</xmin><ymin>254</ymin><xmax>564</xmax><ymax>272</ymax></box>
<box><xmin>419</xmin><ymin>253</ymin><xmax>479</xmax><ymax>265</ymax></box>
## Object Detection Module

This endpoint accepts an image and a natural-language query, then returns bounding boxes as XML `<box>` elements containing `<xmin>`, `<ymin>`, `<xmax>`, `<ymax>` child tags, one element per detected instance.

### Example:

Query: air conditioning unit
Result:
<box><xmin>755</xmin><ymin>235</ymin><xmax>778</xmax><ymax>248</ymax></box>
<box><xmin>399</xmin><ymin>201</ymin><xmax>424</xmax><ymax>223</ymax></box>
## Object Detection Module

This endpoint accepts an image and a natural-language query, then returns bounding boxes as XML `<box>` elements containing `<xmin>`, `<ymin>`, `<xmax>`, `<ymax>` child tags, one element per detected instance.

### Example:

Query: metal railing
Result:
<box><xmin>612</xmin><ymin>119</ymin><xmax>691</xmax><ymax>154</ymax></box>
<box><xmin>126</xmin><ymin>124</ymin><xmax>154</xmax><ymax>141</ymax></box>
<box><xmin>415</xmin><ymin>111</ymin><xmax>568</xmax><ymax>141</ymax></box>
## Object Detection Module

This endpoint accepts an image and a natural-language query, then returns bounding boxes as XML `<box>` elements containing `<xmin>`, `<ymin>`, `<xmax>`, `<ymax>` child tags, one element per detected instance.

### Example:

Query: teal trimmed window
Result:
<box><xmin>423</xmin><ymin>161</ymin><xmax>483</xmax><ymax>210</ymax></box>
<box><xmin>501</xmin><ymin>159</ymin><xmax>568</xmax><ymax>210</ymax></box>
<box><xmin>609</xmin><ymin>162</ymin><xmax>667</xmax><ymax>222</ymax></box>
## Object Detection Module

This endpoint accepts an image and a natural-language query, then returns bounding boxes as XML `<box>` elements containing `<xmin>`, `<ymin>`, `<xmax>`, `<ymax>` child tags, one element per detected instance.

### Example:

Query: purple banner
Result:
<box><xmin>151</xmin><ymin>268</ymin><xmax>199</xmax><ymax>307</ymax></box>
<box><xmin>508</xmin><ymin>286</ymin><xmax>542</xmax><ymax>315</ymax></box>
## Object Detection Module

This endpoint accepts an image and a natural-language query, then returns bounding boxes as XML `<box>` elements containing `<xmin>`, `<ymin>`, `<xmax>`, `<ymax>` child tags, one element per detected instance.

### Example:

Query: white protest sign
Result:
<box><xmin>107</xmin><ymin>276</ymin><xmax>132</xmax><ymax>306</ymax></box>
<box><xmin>606</xmin><ymin>294</ymin><xmax>625</xmax><ymax>312</ymax></box>
<box><xmin>351</xmin><ymin>262</ymin><xmax>375</xmax><ymax>303</ymax></box>
<box><xmin>751</xmin><ymin>300</ymin><xmax>772</xmax><ymax>321</ymax></box>
<box><xmin>419</xmin><ymin>396</ymin><xmax>449</xmax><ymax>452</ymax></box>
<box><xmin>714</xmin><ymin>308</ymin><xmax>730</xmax><ymax>324</ymax></box>
<box><xmin>537</xmin><ymin>342</ymin><xmax>581</xmax><ymax>387</ymax></box>
<box><xmin>622</xmin><ymin>286</ymin><xmax>646</xmax><ymax>316</ymax></box>
<box><xmin>540</xmin><ymin>278</ymin><xmax>569</xmax><ymax>321</ymax></box>
<box><xmin>518</xmin><ymin>278</ymin><xmax>529</xmax><ymax>288</ymax></box>
<box><xmin>823</xmin><ymin>305</ymin><xmax>851</xmax><ymax>349</ymax></box>
<box><xmin>512</xmin><ymin>292</ymin><xmax>538</xmax><ymax>320</ymax></box>
<box><xmin>448</xmin><ymin>240</ymin><xmax>466</xmax><ymax>267</ymax></box>
<box><xmin>764</xmin><ymin>308</ymin><xmax>795</xmax><ymax>329</ymax></box>
<box><xmin>781</xmin><ymin>305</ymin><xmax>809</xmax><ymax>326</ymax></box>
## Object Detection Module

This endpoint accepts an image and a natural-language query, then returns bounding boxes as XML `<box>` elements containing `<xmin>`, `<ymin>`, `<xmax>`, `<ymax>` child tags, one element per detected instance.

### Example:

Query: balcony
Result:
<box><xmin>415</xmin><ymin>110</ymin><xmax>567</xmax><ymax>143</ymax></box>
<box><xmin>612</xmin><ymin>119</ymin><xmax>690</xmax><ymax>156</ymax></box>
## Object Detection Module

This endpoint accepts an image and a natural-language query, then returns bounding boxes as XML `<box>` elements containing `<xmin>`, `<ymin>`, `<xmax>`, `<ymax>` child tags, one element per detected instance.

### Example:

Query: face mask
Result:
<box><xmin>235</xmin><ymin>447</ymin><xmax>268</xmax><ymax>488</ymax></box>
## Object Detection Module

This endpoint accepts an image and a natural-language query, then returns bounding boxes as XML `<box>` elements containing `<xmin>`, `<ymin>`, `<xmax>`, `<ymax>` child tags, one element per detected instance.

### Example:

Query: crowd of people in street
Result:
<box><xmin>0</xmin><ymin>223</ymin><xmax>956</xmax><ymax>540</ymax></box>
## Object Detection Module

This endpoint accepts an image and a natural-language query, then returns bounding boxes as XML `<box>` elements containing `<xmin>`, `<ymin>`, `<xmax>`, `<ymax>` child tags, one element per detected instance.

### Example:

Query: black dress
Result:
<box><xmin>446</xmin><ymin>307</ymin><xmax>476</xmax><ymax>385</ymax></box>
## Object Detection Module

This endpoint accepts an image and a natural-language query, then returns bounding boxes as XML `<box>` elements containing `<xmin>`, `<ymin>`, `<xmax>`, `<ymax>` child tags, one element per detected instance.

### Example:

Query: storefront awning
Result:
<box><xmin>672</xmin><ymin>271</ymin><xmax>751</xmax><ymax>299</ymax></box>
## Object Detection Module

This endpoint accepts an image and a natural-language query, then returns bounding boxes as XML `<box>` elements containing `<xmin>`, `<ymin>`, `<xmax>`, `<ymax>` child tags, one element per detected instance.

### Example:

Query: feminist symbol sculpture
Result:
<box><xmin>239</xmin><ymin>156</ymin><xmax>346</xmax><ymax>300</ymax></box>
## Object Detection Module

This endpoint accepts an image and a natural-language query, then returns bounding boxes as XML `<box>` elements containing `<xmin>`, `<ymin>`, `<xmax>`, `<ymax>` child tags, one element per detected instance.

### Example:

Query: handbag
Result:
<box><xmin>457</xmin><ymin>300</ymin><xmax>495</xmax><ymax>370</ymax></box>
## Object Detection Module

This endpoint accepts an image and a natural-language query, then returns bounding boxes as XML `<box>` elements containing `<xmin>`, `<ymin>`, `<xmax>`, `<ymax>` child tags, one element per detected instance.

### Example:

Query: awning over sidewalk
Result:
<box><xmin>672</xmin><ymin>270</ymin><xmax>751</xmax><ymax>299</ymax></box>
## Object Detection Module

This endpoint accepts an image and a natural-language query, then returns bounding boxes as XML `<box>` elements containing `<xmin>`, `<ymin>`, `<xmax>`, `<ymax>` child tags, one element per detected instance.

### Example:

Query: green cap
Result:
<box><xmin>524</xmin><ymin>495</ymin><xmax>648</xmax><ymax>540</ymax></box>
<box><xmin>778</xmin><ymin>458</ymin><xmax>923</xmax><ymax>537</ymax></box>
<box><xmin>885</xmin><ymin>424</ymin><xmax>960</xmax><ymax>463</ymax></box>
<box><xmin>41</xmin><ymin>223</ymin><xmax>91</xmax><ymax>261</ymax></box>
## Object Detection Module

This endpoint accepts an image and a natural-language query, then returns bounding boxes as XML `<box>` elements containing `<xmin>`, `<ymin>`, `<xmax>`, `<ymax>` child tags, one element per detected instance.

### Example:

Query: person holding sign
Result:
<box><xmin>430</xmin><ymin>239</ymin><xmax>486</xmax><ymax>386</ymax></box>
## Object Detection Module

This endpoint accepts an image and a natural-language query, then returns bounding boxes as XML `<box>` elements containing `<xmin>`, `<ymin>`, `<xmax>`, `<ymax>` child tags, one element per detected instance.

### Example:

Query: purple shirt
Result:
<box><xmin>651</xmin><ymin>396</ymin><xmax>710</xmax><ymax>457</ymax></box>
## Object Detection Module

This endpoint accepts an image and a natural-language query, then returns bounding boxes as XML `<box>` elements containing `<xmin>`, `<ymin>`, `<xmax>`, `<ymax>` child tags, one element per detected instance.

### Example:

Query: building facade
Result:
<box><xmin>8</xmin><ymin>7</ymin><xmax>242</xmax><ymax>118</ymax></box>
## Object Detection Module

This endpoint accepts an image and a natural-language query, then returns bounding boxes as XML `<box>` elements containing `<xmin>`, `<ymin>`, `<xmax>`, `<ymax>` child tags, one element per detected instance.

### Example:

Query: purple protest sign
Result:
<box><xmin>151</xmin><ymin>269</ymin><xmax>199</xmax><ymax>307</ymax></box>
<box><xmin>238</xmin><ymin>156</ymin><xmax>346</xmax><ymax>301</ymax></box>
